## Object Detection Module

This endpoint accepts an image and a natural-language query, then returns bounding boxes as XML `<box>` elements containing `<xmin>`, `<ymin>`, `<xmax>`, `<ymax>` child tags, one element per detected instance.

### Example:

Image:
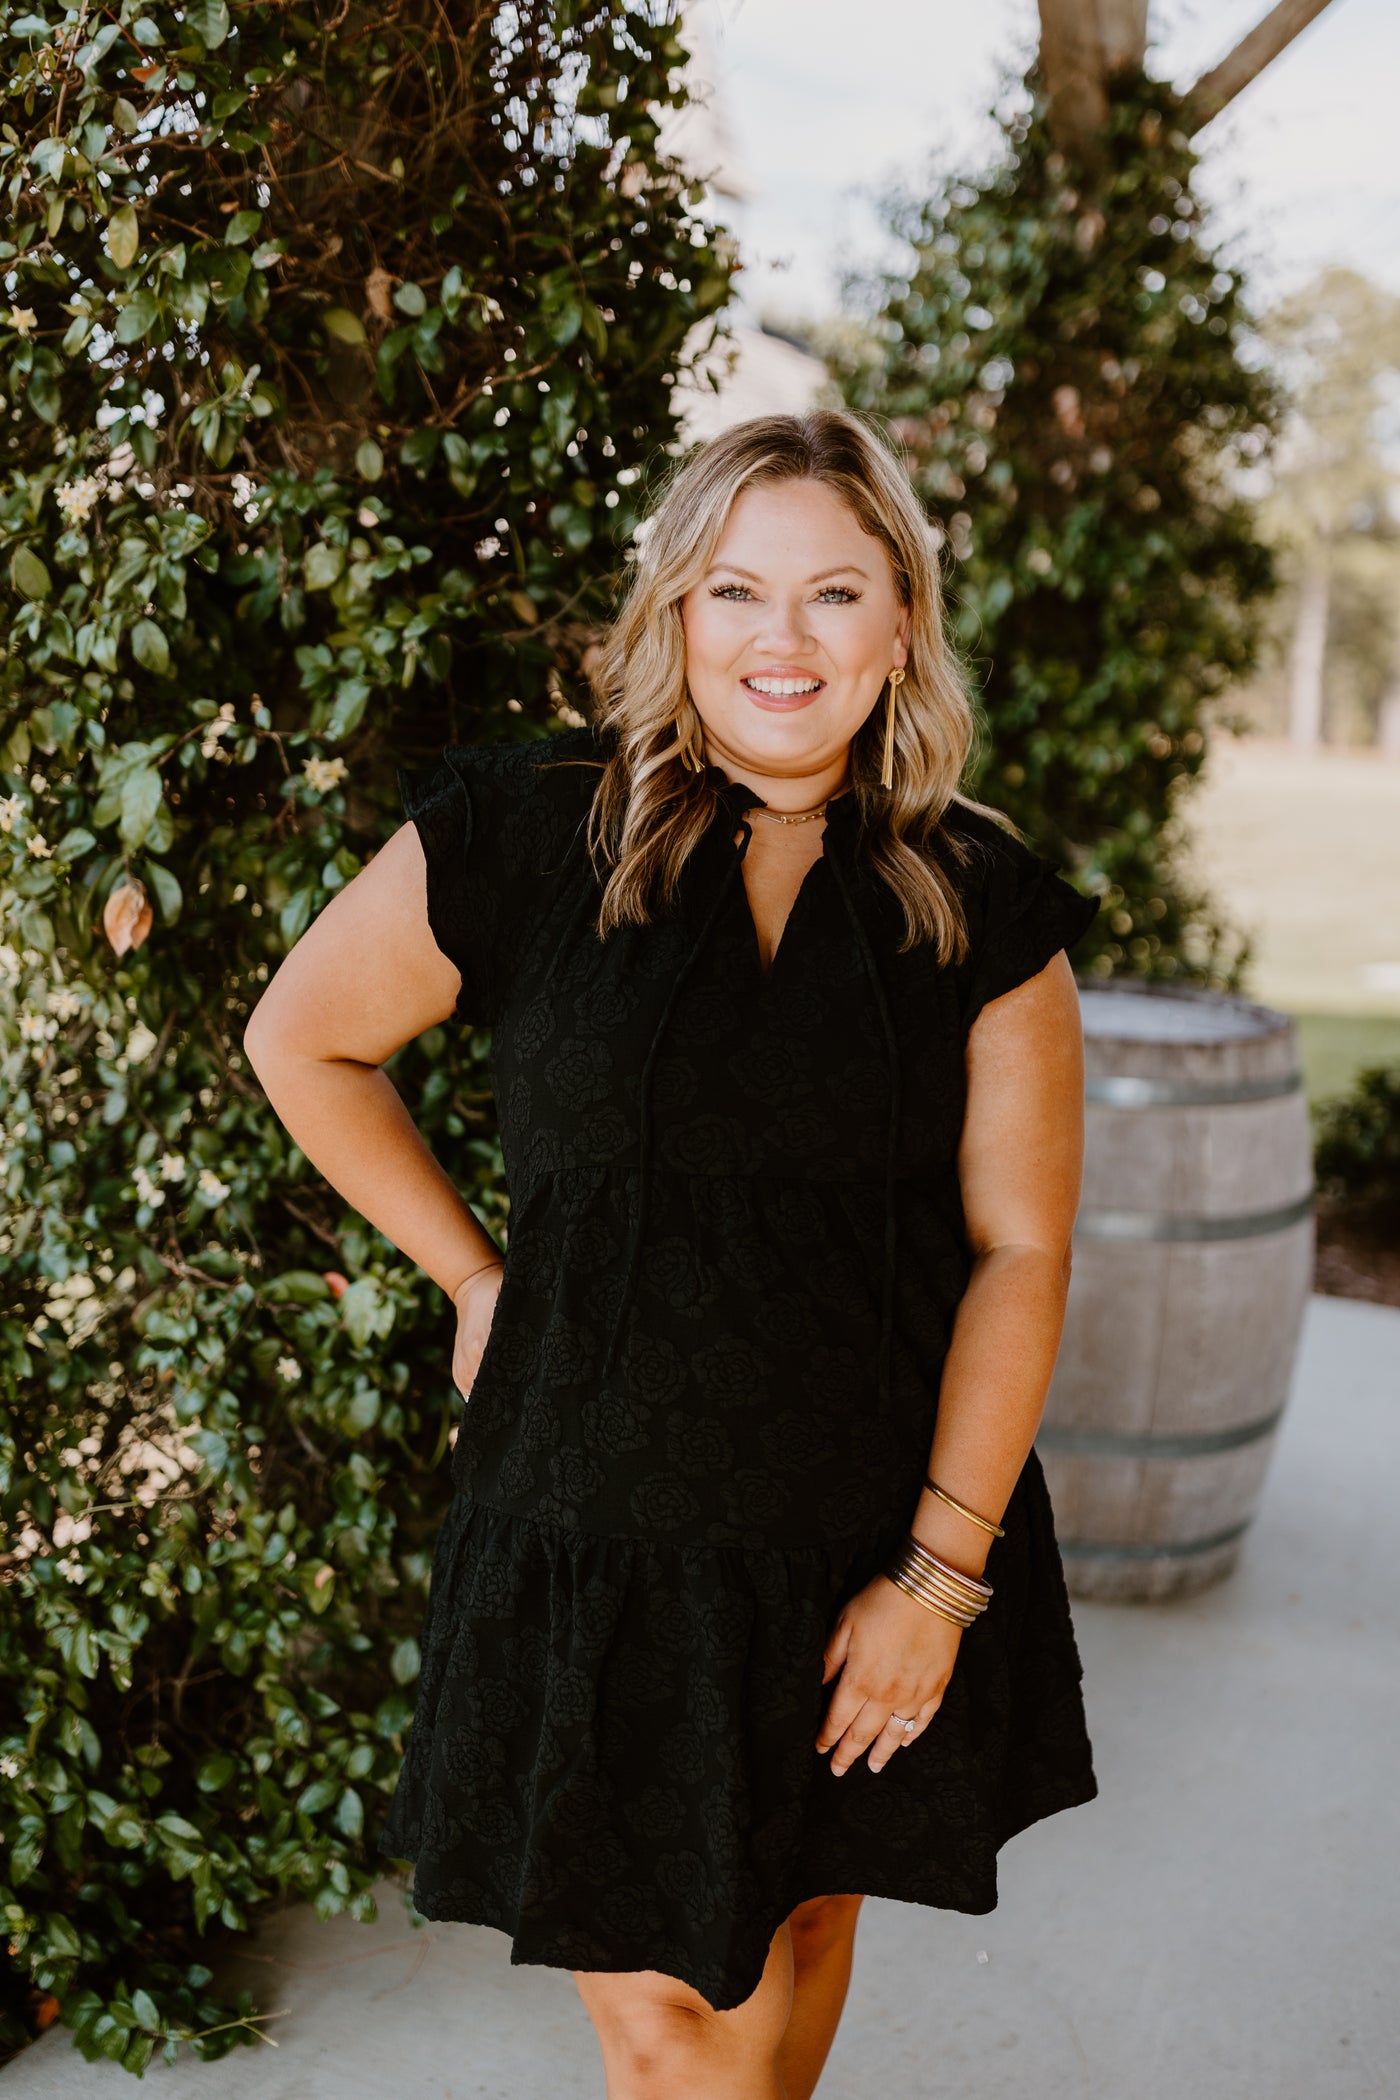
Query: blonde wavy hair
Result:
<box><xmin>557</xmin><ymin>408</ymin><xmax>1010</xmax><ymax>963</ymax></box>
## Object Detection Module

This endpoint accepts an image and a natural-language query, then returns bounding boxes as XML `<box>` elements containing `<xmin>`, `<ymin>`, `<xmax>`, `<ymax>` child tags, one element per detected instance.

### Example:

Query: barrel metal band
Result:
<box><xmin>1074</xmin><ymin>1189</ymin><xmax>1314</xmax><ymax>1243</ymax></box>
<box><xmin>1037</xmin><ymin>1406</ymin><xmax>1285</xmax><ymax>1460</ymax></box>
<box><xmin>1085</xmin><ymin>1072</ymin><xmax>1303</xmax><ymax>1108</ymax></box>
<box><xmin>1058</xmin><ymin>1519</ymin><xmax>1252</xmax><ymax>1562</ymax></box>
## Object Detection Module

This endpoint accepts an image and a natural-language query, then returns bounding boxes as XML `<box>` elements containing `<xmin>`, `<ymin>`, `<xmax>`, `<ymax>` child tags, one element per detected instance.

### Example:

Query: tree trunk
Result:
<box><xmin>1037</xmin><ymin>0</ymin><xmax>1108</xmax><ymax>157</ymax></box>
<box><xmin>1377</xmin><ymin>685</ymin><xmax>1400</xmax><ymax>761</ymax></box>
<box><xmin>1288</xmin><ymin>553</ymin><xmax>1330</xmax><ymax>750</ymax></box>
<box><xmin>1097</xmin><ymin>0</ymin><xmax>1150</xmax><ymax>75</ymax></box>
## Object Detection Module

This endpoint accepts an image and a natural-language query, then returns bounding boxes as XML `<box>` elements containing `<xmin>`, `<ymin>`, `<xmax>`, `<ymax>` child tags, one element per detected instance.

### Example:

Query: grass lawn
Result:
<box><xmin>1182</xmin><ymin>737</ymin><xmax>1400</xmax><ymax>1105</ymax></box>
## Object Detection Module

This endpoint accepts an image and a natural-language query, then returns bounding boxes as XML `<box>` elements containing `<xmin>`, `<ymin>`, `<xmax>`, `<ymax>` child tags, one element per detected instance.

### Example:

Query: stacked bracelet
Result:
<box><xmin>885</xmin><ymin>1533</ymin><xmax>994</xmax><ymax>1630</ymax></box>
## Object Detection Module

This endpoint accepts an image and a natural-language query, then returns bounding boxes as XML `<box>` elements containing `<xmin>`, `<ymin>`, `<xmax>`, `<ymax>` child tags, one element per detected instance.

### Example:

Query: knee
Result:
<box><xmin>575</xmin><ymin>1958</ymin><xmax>791</xmax><ymax>2093</ymax></box>
<box><xmin>576</xmin><ymin>1991</ymin><xmax>747</xmax><ymax>2094</ymax></box>
<box><xmin>787</xmin><ymin>1891</ymin><xmax>864</xmax><ymax>1963</ymax></box>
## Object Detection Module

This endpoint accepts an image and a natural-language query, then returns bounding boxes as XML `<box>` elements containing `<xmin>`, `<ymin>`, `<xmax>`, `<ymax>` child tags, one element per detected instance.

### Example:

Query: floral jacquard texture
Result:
<box><xmin>381</xmin><ymin>725</ymin><xmax>1102</xmax><ymax>2012</ymax></box>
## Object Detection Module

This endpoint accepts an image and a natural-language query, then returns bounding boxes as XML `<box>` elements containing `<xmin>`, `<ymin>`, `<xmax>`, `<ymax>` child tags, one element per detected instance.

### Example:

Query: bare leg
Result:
<box><xmin>574</xmin><ymin>1923</ymin><xmax>795</xmax><ymax>2100</ymax></box>
<box><xmin>777</xmin><ymin>1893</ymin><xmax>865</xmax><ymax>2100</ymax></box>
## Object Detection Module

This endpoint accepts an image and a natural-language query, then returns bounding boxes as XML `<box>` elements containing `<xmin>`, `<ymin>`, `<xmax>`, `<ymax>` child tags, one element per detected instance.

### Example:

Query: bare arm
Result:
<box><xmin>241</xmin><ymin>820</ymin><xmax>504</xmax><ymax>1307</ymax></box>
<box><xmin>817</xmin><ymin>950</ymin><xmax>1085</xmax><ymax>1774</ymax></box>
<box><xmin>907</xmin><ymin>945</ymin><xmax>1086</xmax><ymax>1575</ymax></box>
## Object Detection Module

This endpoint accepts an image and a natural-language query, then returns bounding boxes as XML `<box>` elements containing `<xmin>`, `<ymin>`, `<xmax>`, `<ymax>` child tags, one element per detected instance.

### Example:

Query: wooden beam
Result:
<box><xmin>1182</xmin><ymin>0</ymin><xmax>1339</xmax><ymax>134</ymax></box>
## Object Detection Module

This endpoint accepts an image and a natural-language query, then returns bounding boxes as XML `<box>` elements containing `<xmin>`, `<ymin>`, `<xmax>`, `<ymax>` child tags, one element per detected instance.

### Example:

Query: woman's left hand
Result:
<box><xmin>817</xmin><ymin>1574</ymin><xmax>964</xmax><ymax>1776</ymax></box>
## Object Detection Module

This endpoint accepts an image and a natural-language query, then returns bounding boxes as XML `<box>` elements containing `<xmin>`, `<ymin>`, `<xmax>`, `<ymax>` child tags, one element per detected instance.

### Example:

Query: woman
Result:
<box><xmin>245</xmin><ymin>408</ymin><xmax>1100</xmax><ymax>2099</ymax></box>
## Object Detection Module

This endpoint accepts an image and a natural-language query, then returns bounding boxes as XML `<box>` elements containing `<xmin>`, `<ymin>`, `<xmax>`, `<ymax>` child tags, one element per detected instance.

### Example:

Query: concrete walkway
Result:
<box><xmin>8</xmin><ymin>1293</ymin><xmax>1397</xmax><ymax>2100</ymax></box>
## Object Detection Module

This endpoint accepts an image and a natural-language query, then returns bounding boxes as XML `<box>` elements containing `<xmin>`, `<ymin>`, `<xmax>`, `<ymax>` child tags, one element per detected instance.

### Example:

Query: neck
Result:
<box><xmin>704</xmin><ymin>748</ymin><xmax>852</xmax><ymax>816</ymax></box>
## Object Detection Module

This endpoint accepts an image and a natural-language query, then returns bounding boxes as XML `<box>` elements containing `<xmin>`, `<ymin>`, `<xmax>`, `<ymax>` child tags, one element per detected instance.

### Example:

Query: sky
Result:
<box><xmin>681</xmin><ymin>0</ymin><xmax>1399</xmax><ymax>327</ymax></box>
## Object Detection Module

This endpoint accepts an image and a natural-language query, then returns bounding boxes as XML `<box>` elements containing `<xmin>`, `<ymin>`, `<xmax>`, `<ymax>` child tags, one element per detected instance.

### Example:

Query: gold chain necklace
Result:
<box><xmin>750</xmin><ymin>802</ymin><xmax>829</xmax><ymax>825</ymax></box>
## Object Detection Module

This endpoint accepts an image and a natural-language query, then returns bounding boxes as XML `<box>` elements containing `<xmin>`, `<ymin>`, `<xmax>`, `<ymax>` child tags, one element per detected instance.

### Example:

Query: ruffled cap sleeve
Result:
<box><xmin>947</xmin><ymin>804</ymin><xmax>1101</xmax><ymax>1030</ymax></box>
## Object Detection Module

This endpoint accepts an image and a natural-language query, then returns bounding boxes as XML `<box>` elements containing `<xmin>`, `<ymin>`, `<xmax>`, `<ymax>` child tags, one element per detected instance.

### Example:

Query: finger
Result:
<box><xmin>815</xmin><ymin>1674</ymin><xmax>867</xmax><ymax>1754</ymax></box>
<box><xmin>869</xmin><ymin>1696</ymin><xmax>942</xmax><ymax>1771</ymax></box>
<box><xmin>828</xmin><ymin>1700</ymin><xmax>893</xmax><ymax>1777</ymax></box>
<box><xmin>821</xmin><ymin>1615</ymin><xmax>851</xmax><ymax>1684</ymax></box>
<box><xmin>867</xmin><ymin>1709</ymin><xmax>920</xmax><ymax>1774</ymax></box>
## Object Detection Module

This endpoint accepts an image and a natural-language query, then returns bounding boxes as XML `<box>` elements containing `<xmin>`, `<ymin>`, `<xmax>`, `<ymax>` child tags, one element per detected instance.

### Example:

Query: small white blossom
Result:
<box><xmin>0</xmin><ymin>795</ymin><xmax>24</xmax><ymax>833</ymax></box>
<box><xmin>132</xmin><ymin>1164</ymin><xmax>166</xmax><ymax>1207</ymax></box>
<box><xmin>9</xmin><ymin>307</ymin><xmax>37</xmax><ymax>336</ymax></box>
<box><xmin>198</xmin><ymin>1167</ymin><xmax>231</xmax><ymax>1203</ymax></box>
<box><xmin>0</xmin><ymin>1753</ymin><xmax>21</xmax><ymax>1778</ymax></box>
<box><xmin>55</xmin><ymin>476</ymin><xmax>103</xmax><ymax>527</ymax></box>
<box><xmin>47</xmin><ymin>987</ymin><xmax>82</xmax><ymax>1020</ymax></box>
<box><xmin>55</xmin><ymin>1555</ymin><xmax>88</xmax><ymax>1584</ymax></box>
<box><xmin>26</xmin><ymin>833</ymin><xmax>53</xmax><ymax>859</ymax></box>
<box><xmin>302</xmin><ymin>755</ymin><xmax>348</xmax><ymax>795</ymax></box>
<box><xmin>19</xmin><ymin>1012</ymin><xmax>53</xmax><ymax>1042</ymax></box>
<box><xmin>276</xmin><ymin>1355</ymin><xmax>301</xmax><ymax>1383</ymax></box>
<box><xmin>29</xmin><ymin>773</ymin><xmax>47</xmax><ymax>794</ymax></box>
<box><xmin>158</xmin><ymin>1151</ymin><xmax>185</xmax><ymax>1183</ymax></box>
<box><xmin>125</xmin><ymin>1021</ymin><xmax>159</xmax><ymax>1064</ymax></box>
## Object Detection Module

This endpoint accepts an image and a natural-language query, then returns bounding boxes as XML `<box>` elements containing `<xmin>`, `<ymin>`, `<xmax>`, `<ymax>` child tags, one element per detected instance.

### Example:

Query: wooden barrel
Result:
<box><xmin>1037</xmin><ymin>980</ymin><xmax>1315</xmax><ymax>1601</ymax></box>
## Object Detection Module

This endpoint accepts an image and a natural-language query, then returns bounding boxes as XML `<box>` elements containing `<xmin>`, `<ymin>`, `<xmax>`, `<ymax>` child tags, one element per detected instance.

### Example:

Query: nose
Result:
<box><xmin>753</xmin><ymin>590</ymin><xmax>814</xmax><ymax>657</ymax></box>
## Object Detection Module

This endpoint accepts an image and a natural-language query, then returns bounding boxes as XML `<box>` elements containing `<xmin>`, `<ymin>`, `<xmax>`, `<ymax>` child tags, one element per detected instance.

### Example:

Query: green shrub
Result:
<box><xmin>1314</xmin><ymin>1063</ymin><xmax>1400</xmax><ymax>1216</ymax></box>
<box><xmin>0</xmin><ymin>0</ymin><xmax>733</xmax><ymax>2070</ymax></box>
<box><xmin>831</xmin><ymin>67</ymin><xmax>1282</xmax><ymax>986</ymax></box>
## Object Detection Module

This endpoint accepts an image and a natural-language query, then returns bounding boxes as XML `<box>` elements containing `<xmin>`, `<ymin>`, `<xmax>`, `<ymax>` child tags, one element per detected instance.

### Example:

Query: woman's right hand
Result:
<box><xmin>451</xmin><ymin>1262</ymin><xmax>505</xmax><ymax>1403</ymax></box>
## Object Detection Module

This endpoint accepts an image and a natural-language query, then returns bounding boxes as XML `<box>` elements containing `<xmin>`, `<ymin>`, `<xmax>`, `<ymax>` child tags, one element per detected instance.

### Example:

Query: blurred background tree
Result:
<box><xmin>0</xmin><ymin>0</ymin><xmax>734</xmax><ymax>2069</ymax></box>
<box><xmin>1243</xmin><ymin>268</ymin><xmax>1400</xmax><ymax>752</ymax></box>
<box><xmin>824</xmin><ymin>0</ymin><xmax>1342</xmax><ymax>991</ymax></box>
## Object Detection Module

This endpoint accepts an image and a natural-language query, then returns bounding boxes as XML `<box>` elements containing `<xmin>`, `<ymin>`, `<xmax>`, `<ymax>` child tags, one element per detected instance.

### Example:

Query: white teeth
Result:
<box><xmin>744</xmin><ymin>677</ymin><xmax>823</xmax><ymax>696</ymax></box>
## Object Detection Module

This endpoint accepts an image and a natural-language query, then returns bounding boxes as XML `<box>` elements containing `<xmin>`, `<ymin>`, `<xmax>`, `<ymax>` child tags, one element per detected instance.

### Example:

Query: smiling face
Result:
<box><xmin>678</xmin><ymin>478</ymin><xmax>911</xmax><ymax>798</ymax></box>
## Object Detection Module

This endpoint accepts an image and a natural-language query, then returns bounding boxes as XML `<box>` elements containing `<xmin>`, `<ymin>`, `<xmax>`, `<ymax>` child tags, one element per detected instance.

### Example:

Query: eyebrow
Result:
<box><xmin>706</xmin><ymin>563</ymin><xmax>871</xmax><ymax>583</ymax></box>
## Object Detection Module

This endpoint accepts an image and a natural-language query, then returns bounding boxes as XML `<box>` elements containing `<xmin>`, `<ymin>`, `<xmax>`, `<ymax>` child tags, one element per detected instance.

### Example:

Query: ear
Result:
<box><xmin>892</xmin><ymin>611</ymin><xmax>912</xmax><ymax>670</ymax></box>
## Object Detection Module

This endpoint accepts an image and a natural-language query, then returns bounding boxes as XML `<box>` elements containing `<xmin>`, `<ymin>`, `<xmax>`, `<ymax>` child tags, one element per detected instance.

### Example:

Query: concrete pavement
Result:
<box><xmin>6</xmin><ymin>1292</ymin><xmax>1397</xmax><ymax>2100</ymax></box>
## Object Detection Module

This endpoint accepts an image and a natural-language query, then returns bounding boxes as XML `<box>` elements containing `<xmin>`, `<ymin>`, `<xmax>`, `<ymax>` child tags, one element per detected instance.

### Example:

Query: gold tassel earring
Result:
<box><xmin>881</xmin><ymin>667</ymin><xmax>905</xmax><ymax>791</ymax></box>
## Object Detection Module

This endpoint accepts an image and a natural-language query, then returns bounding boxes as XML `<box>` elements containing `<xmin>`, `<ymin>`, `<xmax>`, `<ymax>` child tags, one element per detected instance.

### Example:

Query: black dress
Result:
<box><xmin>376</xmin><ymin>721</ymin><xmax>1101</xmax><ymax>2011</ymax></box>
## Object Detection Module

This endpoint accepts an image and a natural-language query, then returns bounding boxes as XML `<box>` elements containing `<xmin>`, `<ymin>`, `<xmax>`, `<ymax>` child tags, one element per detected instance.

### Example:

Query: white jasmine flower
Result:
<box><xmin>55</xmin><ymin>476</ymin><xmax>103</xmax><ymax>527</ymax></box>
<box><xmin>158</xmin><ymin>1151</ymin><xmax>185</xmax><ymax>1182</ymax></box>
<box><xmin>276</xmin><ymin>1355</ymin><xmax>301</xmax><ymax>1383</ymax></box>
<box><xmin>47</xmin><ymin>987</ymin><xmax>82</xmax><ymax>1020</ymax></box>
<box><xmin>26</xmin><ymin>833</ymin><xmax>53</xmax><ymax>859</ymax></box>
<box><xmin>302</xmin><ymin>755</ymin><xmax>348</xmax><ymax>794</ymax></box>
<box><xmin>9</xmin><ymin>307</ymin><xmax>36</xmax><ymax>336</ymax></box>
<box><xmin>0</xmin><ymin>795</ymin><xmax>23</xmax><ymax>832</ymax></box>
<box><xmin>132</xmin><ymin>1164</ymin><xmax>165</xmax><ymax>1206</ymax></box>
<box><xmin>198</xmin><ymin>1167</ymin><xmax>231</xmax><ymax>1203</ymax></box>
<box><xmin>55</xmin><ymin>1556</ymin><xmax>88</xmax><ymax>1583</ymax></box>
<box><xmin>0</xmin><ymin>1753</ymin><xmax>20</xmax><ymax>1778</ymax></box>
<box><xmin>125</xmin><ymin>1021</ymin><xmax>159</xmax><ymax>1064</ymax></box>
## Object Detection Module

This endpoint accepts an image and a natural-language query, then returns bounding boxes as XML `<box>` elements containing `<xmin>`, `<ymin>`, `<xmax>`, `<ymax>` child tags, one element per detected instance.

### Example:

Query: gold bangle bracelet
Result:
<box><xmin>890</xmin><ymin>1559</ymin><xmax>984</xmax><ymax>1623</ymax></box>
<box><xmin>893</xmin><ymin>1554</ymin><xmax>987</xmax><ymax>1616</ymax></box>
<box><xmin>902</xmin><ymin>1534</ymin><xmax>994</xmax><ymax>1601</ymax></box>
<box><xmin>892</xmin><ymin>1577</ymin><xmax>977</xmax><ymax>1627</ymax></box>
<box><xmin>889</xmin><ymin>1551</ymin><xmax>985</xmax><ymax>1617</ymax></box>
<box><xmin>885</xmin><ymin>1567</ymin><xmax>974</xmax><ymax>1628</ymax></box>
<box><xmin>924</xmin><ymin>1477</ymin><xmax>1005</xmax><ymax>1540</ymax></box>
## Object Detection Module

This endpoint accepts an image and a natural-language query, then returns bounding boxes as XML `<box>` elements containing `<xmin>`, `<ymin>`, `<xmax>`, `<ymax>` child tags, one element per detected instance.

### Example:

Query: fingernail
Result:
<box><xmin>869</xmin><ymin>1760</ymin><xmax>884</xmax><ymax>1773</ymax></box>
